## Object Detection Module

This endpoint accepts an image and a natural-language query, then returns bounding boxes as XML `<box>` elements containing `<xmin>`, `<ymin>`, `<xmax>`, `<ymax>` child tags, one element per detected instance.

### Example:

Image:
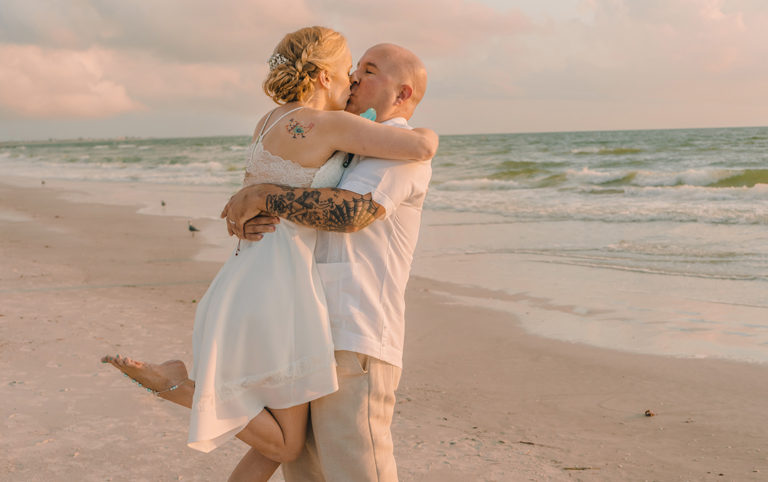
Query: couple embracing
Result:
<box><xmin>102</xmin><ymin>26</ymin><xmax>436</xmax><ymax>481</ymax></box>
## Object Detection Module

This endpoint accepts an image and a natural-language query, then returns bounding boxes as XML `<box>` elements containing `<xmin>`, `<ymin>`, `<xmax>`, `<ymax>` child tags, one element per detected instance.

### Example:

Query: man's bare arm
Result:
<box><xmin>262</xmin><ymin>185</ymin><xmax>384</xmax><ymax>233</ymax></box>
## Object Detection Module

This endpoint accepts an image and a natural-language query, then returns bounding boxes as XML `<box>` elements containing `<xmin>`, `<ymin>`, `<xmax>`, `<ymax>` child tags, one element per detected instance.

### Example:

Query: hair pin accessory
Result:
<box><xmin>268</xmin><ymin>53</ymin><xmax>290</xmax><ymax>71</ymax></box>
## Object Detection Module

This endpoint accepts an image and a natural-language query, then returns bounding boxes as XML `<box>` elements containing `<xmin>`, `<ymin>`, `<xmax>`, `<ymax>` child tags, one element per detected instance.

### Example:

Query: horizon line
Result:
<box><xmin>1</xmin><ymin>124</ymin><xmax>766</xmax><ymax>145</ymax></box>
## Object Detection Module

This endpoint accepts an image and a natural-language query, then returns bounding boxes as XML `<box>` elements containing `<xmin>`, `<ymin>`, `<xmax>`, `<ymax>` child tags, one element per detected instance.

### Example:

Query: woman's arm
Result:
<box><xmin>314</xmin><ymin>110</ymin><xmax>438</xmax><ymax>161</ymax></box>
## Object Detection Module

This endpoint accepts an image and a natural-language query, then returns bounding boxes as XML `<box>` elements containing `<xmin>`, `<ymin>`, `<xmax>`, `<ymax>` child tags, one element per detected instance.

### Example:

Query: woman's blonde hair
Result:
<box><xmin>263</xmin><ymin>26</ymin><xmax>348</xmax><ymax>104</ymax></box>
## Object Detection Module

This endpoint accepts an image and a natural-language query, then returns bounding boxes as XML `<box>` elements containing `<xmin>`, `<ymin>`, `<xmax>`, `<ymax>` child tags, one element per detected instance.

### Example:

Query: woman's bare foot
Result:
<box><xmin>101</xmin><ymin>354</ymin><xmax>189</xmax><ymax>394</ymax></box>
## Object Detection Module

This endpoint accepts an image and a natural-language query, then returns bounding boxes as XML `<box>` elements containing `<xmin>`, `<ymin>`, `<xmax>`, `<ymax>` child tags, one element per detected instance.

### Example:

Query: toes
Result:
<box><xmin>125</xmin><ymin>358</ymin><xmax>142</xmax><ymax>368</ymax></box>
<box><xmin>101</xmin><ymin>355</ymin><xmax>121</xmax><ymax>368</ymax></box>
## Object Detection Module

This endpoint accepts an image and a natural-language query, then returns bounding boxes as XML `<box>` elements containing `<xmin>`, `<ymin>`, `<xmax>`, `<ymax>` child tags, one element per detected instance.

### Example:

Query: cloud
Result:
<box><xmin>310</xmin><ymin>0</ymin><xmax>532</xmax><ymax>56</ymax></box>
<box><xmin>0</xmin><ymin>0</ymin><xmax>531</xmax><ymax>60</ymax></box>
<box><xmin>0</xmin><ymin>0</ymin><xmax>312</xmax><ymax>62</ymax></box>
<box><xmin>0</xmin><ymin>44</ymin><xmax>143</xmax><ymax>119</ymax></box>
<box><xmin>0</xmin><ymin>0</ymin><xmax>535</xmax><ymax>121</ymax></box>
<box><xmin>512</xmin><ymin>0</ymin><xmax>768</xmax><ymax>105</ymax></box>
<box><xmin>1</xmin><ymin>0</ymin><xmax>767</xmax><ymax>137</ymax></box>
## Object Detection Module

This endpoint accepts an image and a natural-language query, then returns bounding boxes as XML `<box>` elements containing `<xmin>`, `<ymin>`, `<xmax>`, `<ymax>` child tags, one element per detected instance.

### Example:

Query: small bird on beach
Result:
<box><xmin>188</xmin><ymin>221</ymin><xmax>200</xmax><ymax>237</ymax></box>
<box><xmin>161</xmin><ymin>200</ymin><xmax>166</xmax><ymax>207</ymax></box>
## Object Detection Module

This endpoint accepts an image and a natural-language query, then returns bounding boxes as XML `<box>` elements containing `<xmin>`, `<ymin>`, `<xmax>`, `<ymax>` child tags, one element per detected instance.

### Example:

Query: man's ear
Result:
<box><xmin>394</xmin><ymin>84</ymin><xmax>413</xmax><ymax>105</ymax></box>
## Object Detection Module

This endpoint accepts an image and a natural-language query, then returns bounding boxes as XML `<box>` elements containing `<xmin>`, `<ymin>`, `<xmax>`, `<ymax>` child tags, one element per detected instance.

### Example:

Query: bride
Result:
<box><xmin>101</xmin><ymin>26</ymin><xmax>436</xmax><ymax>481</ymax></box>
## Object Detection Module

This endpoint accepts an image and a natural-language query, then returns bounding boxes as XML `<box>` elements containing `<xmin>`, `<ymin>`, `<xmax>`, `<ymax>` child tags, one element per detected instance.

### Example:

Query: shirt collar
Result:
<box><xmin>381</xmin><ymin>116</ymin><xmax>409</xmax><ymax>127</ymax></box>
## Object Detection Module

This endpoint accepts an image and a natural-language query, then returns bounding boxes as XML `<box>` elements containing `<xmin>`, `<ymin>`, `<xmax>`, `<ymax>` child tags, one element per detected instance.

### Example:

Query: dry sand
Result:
<box><xmin>1</xmin><ymin>180</ymin><xmax>767</xmax><ymax>481</ymax></box>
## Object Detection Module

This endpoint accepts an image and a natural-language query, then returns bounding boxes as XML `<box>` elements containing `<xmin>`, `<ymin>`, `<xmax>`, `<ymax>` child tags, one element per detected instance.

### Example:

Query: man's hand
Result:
<box><xmin>220</xmin><ymin>184</ymin><xmax>271</xmax><ymax>237</ymax></box>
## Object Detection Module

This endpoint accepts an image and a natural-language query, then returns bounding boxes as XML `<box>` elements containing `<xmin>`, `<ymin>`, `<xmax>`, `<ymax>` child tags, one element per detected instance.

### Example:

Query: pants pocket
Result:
<box><xmin>335</xmin><ymin>350</ymin><xmax>368</xmax><ymax>376</ymax></box>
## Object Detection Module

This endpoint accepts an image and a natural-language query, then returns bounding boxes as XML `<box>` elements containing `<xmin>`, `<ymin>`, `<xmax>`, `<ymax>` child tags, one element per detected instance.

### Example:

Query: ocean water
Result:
<box><xmin>2</xmin><ymin>127</ymin><xmax>767</xmax><ymax>362</ymax></box>
<box><xmin>427</xmin><ymin>127</ymin><xmax>768</xmax><ymax>283</ymax></box>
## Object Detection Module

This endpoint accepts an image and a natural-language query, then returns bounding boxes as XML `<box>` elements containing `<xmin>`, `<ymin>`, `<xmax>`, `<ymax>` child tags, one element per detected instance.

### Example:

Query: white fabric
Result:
<box><xmin>315</xmin><ymin>117</ymin><xmax>433</xmax><ymax>368</ymax></box>
<box><xmin>188</xmin><ymin>144</ymin><xmax>346</xmax><ymax>453</ymax></box>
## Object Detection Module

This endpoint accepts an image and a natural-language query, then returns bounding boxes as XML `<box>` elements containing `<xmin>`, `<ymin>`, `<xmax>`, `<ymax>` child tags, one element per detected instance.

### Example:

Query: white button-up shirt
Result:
<box><xmin>314</xmin><ymin>117</ymin><xmax>432</xmax><ymax>368</ymax></box>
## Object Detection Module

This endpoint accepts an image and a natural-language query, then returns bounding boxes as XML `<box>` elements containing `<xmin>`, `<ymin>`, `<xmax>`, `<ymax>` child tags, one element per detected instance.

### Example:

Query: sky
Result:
<box><xmin>1</xmin><ymin>0</ymin><xmax>767</xmax><ymax>140</ymax></box>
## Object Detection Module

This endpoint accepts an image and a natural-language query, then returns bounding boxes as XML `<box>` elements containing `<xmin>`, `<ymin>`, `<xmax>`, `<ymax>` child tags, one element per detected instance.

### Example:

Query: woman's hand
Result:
<box><xmin>241</xmin><ymin>214</ymin><xmax>280</xmax><ymax>241</ymax></box>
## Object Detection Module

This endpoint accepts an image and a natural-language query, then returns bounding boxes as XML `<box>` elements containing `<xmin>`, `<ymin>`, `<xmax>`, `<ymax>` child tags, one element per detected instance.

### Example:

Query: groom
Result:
<box><xmin>223</xmin><ymin>43</ymin><xmax>432</xmax><ymax>481</ymax></box>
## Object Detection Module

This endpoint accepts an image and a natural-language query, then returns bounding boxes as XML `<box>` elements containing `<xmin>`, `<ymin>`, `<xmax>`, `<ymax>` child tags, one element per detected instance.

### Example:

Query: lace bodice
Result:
<box><xmin>243</xmin><ymin>143</ymin><xmax>346</xmax><ymax>189</ymax></box>
<box><xmin>244</xmin><ymin>142</ymin><xmax>317</xmax><ymax>187</ymax></box>
<box><xmin>242</xmin><ymin>106</ymin><xmax>347</xmax><ymax>189</ymax></box>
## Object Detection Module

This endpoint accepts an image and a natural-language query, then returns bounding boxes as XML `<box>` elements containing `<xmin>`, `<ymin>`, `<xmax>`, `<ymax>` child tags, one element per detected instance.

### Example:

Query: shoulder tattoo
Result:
<box><xmin>285</xmin><ymin>118</ymin><xmax>315</xmax><ymax>139</ymax></box>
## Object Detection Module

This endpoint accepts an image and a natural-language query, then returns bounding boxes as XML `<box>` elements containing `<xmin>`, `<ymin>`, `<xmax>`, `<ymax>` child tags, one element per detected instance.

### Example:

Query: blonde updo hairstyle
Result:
<box><xmin>263</xmin><ymin>26</ymin><xmax>348</xmax><ymax>104</ymax></box>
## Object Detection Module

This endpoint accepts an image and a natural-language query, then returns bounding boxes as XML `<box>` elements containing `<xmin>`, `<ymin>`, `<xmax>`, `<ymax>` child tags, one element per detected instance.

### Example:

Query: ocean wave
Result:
<box><xmin>709</xmin><ymin>169</ymin><xmax>768</xmax><ymax>188</ymax></box>
<box><xmin>564</xmin><ymin>167</ymin><xmax>766</xmax><ymax>189</ymax></box>
<box><xmin>436</xmin><ymin>178</ymin><xmax>521</xmax><ymax>190</ymax></box>
<box><xmin>632</xmin><ymin>169</ymin><xmax>732</xmax><ymax>187</ymax></box>
<box><xmin>566</xmin><ymin>167</ymin><xmax>633</xmax><ymax>184</ymax></box>
<box><xmin>537</xmin><ymin>257</ymin><xmax>765</xmax><ymax>282</ymax></box>
<box><xmin>604</xmin><ymin>240</ymin><xmax>759</xmax><ymax>260</ymax></box>
<box><xmin>570</xmin><ymin>146</ymin><xmax>645</xmax><ymax>155</ymax></box>
<box><xmin>433</xmin><ymin>168</ymin><xmax>768</xmax><ymax>192</ymax></box>
<box><xmin>425</xmin><ymin>187</ymin><xmax>768</xmax><ymax>225</ymax></box>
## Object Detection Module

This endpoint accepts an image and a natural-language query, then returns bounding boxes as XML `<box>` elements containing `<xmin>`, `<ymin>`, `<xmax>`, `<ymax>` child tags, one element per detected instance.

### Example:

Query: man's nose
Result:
<box><xmin>349</xmin><ymin>69</ymin><xmax>360</xmax><ymax>84</ymax></box>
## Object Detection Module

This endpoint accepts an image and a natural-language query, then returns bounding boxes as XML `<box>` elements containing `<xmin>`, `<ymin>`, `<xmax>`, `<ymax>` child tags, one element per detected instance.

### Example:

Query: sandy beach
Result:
<box><xmin>2</xmin><ymin>178</ymin><xmax>767</xmax><ymax>481</ymax></box>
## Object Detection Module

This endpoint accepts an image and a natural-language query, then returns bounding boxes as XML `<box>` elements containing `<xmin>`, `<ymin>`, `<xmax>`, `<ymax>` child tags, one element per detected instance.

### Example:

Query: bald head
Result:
<box><xmin>346</xmin><ymin>43</ymin><xmax>428</xmax><ymax>121</ymax></box>
<box><xmin>370</xmin><ymin>43</ymin><xmax>427</xmax><ymax>105</ymax></box>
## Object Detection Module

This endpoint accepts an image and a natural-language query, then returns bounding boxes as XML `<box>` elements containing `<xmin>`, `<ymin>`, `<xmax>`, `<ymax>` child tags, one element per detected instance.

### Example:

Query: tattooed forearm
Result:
<box><xmin>264</xmin><ymin>186</ymin><xmax>384</xmax><ymax>232</ymax></box>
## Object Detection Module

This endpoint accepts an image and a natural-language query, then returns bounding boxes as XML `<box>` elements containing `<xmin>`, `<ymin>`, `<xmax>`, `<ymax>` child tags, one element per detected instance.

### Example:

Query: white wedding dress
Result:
<box><xmin>188</xmin><ymin>108</ymin><xmax>345</xmax><ymax>453</ymax></box>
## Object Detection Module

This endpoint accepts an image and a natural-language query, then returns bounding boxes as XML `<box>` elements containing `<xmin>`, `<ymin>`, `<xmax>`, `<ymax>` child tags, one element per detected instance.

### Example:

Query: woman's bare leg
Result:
<box><xmin>235</xmin><ymin>404</ymin><xmax>309</xmax><ymax>463</ymax></box>
<box><xmin>102</xmin><ymin>355</ymin><xmax>310</xmax><ymax>462</ymax></box>
<box><xmin>227</xmin><ymin>404</ymin><xmax>309</xmax><ymax>481</ymax></box>
<box><xmin>227</xmin><ymin>448</ymin><xmax>280</xmax><ymax>482</ymax></box>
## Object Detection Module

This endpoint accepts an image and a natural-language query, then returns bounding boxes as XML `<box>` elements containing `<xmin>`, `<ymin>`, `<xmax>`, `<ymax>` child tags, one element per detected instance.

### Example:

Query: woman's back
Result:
<box><xmin>244</xmin><ymin>107</ymin><xmax>348</xmax><ymax>189</ymax></box>
<box><xmin>250</xmin><ymin>106</ymin><xmax>338</xmax><ymax>171</ymax></box>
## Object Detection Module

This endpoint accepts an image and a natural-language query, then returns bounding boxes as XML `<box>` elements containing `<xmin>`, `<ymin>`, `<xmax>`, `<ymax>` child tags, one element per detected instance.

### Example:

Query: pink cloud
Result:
<box><xmin>0</xmin><ymin>44</ymin><xmax>143</xmax><ymax>119</ymax></box>
<box><xmin>0</xmin><ymin>0</ymin><xmax>314</xmax><ymax>62</ymax></box>
<box><xmin>515</xmin><ymin>0</ymin><xmax>768</xmax><ymax>102</ymax></box>
<box><xmin>310</xmin><ymin>0</ymin><xmax>533</xmax><ymax>57</ymax></box>
<box><xmin>98</xmin><ymin>53</ymin><xmax>255</xmax><ymax>105</ymax></box>
<box><xmin>1</xmin><ymin>0</ymin><xmax>766</xmax><ymax>136</ymax></box>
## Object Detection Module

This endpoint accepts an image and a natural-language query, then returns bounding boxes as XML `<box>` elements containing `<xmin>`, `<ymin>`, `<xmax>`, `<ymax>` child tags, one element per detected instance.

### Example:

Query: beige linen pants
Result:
<box><xmin>282</xmin><ymin>350</ymin><xmax>402</xmax><ymax>482</ymax></box>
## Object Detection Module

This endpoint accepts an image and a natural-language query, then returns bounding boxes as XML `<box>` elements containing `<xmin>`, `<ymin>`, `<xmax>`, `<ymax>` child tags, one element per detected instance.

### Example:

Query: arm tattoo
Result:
<box><xmin>264</xmin><ymin>186</ymin><xmax>383</xmax><ymax>232</ymax></box>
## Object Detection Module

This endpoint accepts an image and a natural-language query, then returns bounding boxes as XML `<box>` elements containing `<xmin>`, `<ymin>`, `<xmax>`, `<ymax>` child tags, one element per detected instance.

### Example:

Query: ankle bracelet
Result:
<box><xmin>123</xmin><ymin>373</ymin><xmax>188</xmax><ymax>396</ymax></box>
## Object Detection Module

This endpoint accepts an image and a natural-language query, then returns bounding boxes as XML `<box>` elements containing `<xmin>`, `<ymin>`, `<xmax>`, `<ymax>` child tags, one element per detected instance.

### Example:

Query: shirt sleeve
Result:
<box><xmin>339</xmin><ymin>158</ymin><xmax>432</xmax><ymax>219</ymax></box>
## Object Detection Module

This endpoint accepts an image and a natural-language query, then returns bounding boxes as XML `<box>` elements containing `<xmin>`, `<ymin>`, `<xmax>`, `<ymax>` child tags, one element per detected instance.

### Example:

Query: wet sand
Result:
<box><xmin>1</xmin><ymin>179</ymin><xmax>766</xmax><ymax>481</ymax></box>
